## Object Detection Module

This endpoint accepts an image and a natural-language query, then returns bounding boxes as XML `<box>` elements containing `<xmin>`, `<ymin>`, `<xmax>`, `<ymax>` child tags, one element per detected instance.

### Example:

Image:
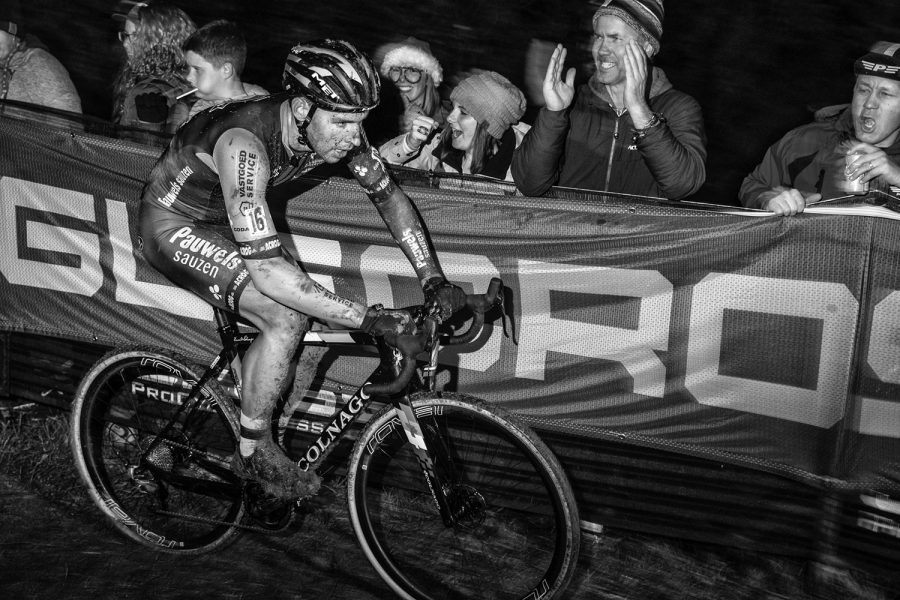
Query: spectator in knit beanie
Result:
<box><xmin>369</xmin><ymin>36</ymin><xmax>448</xmax><ymax>145</ymax></box>
<box><xmin>740</xmin><ymin>41</ymin><xmax>900</xmax><ymax>215</ymax></box>
<box><xmin>0</xmin><ymin>3</ymin><xmax>82</xmax><ymax>119</ymax></box>
<box><xmin>380</xmin><ymin>69</ymin><xmax>530</xmax><ymax>182</ymax></box>
<box><xmin>511</xmin><ymin>0</ymin><xmax>707</xmax><ymax>200</ymax></box>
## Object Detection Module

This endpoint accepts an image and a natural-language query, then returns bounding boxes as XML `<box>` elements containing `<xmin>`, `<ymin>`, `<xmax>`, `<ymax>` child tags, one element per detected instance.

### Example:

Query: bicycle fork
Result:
<box><xmin>392</xmin><ymin>345</ymin><xmax>481</xmax><ymax>530</ymax></box>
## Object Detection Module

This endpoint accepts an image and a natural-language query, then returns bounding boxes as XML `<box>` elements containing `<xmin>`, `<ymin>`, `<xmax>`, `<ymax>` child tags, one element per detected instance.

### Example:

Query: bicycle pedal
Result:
<box><xmin>244</xmin><ymin>482</ymin><xmax>294</xmax><ymax>531</ymax></box>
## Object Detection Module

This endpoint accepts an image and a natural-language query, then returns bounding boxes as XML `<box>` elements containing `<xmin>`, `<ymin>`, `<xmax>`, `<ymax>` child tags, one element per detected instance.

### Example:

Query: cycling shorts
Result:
<box><xmin>139</xmin><ymin>201</ymin><xmax>253</xmax><ymax>313</ymax></box>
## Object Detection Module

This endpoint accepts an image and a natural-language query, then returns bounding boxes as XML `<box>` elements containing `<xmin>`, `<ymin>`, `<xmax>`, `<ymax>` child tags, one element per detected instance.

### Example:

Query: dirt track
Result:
<box><xmin>0</xmin><ymin>475</ymin><xmax>393</xmax><ymax>600</ymax></box>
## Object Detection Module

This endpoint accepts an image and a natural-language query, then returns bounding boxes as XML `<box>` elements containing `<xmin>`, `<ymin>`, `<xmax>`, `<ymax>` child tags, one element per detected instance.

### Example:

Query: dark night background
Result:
<box><xmin>15</xmin><ymin>0</ymin><xmax>900</xmax><ymax>205</ymax></box>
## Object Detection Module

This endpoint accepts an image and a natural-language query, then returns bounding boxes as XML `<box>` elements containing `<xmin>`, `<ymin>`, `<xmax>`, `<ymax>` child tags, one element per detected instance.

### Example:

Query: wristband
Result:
<box><xmin>633</xmin><ymin>112</ymin><xmax>665</xmax><ymax>141</ymax></box>
<box><xmin>422</xmin><ymin>276</ymin><xmax>446</xmax><ymax>293</ymax></box>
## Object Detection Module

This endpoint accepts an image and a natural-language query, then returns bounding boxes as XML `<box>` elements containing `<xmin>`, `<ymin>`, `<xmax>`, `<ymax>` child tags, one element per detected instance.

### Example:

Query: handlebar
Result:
<box><xmin>446</xmin><ymin>276</ymin><xmax>502</xmax><ymax>346</ymax></box>
<box><xmin>363</xmin><ymin>277</ymin><xmax>503</xmax><ymax>397</ymax></box>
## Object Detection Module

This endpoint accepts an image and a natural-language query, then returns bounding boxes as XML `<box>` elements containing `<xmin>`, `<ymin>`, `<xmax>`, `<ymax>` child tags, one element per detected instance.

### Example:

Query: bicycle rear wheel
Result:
<box><xmin>70</xmin><ymin>346</ymin><xmax>244</xmax><ymax>554</ymax></box>
<box><xmin>347</xmin><ymin>391</ymin><xmax>580</xmax><ymax>600</ymax></box>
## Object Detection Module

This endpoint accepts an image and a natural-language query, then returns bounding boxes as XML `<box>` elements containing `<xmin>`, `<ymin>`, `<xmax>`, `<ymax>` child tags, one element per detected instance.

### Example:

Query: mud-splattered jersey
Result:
<box><xmin>141</xmin><ymin>93</ymin><xmax>323</xmax><ymax>224</ymax></box>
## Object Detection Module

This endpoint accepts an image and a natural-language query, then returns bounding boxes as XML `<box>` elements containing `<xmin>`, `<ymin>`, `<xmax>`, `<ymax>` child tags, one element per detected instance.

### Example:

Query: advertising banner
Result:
<box><xmin>2</xmin><ymin>114</ymin><xmax>899</xmax><ymax>490</ymax></box>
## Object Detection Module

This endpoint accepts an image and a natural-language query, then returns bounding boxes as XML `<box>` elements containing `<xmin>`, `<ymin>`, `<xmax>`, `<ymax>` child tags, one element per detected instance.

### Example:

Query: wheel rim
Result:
<box><xmin>353</xmin><ymin>402</ymin><xmax>573</xmax><ymax>600</ymax></box>
<box><xmin>78</xmin><ymin>355</ymin><xmax>243</xmax><ymax>551</ymax></box>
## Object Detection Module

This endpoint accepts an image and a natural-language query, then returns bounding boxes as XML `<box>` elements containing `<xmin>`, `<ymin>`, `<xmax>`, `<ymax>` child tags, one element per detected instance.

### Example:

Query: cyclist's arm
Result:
<box><xmin>212</xmin><ymin>127</ymin><xmax>367</xmax><ymax>327</ymax></box>
<box><xmin>346</xmin><ymin>141</ymin><xmax>445</xmax><ymax>287</ymax></box>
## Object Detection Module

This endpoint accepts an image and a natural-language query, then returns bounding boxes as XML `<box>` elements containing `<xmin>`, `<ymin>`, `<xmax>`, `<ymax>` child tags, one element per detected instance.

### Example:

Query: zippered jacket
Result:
<box><xmin>739</xmin><ymin>107</ymin><xmax>900</xmax><ymax>207</ymax></box>
<box><xmin>511</xmin><ymin>67</ymin><xmax>706</xmax><ymax>200</ymax></box>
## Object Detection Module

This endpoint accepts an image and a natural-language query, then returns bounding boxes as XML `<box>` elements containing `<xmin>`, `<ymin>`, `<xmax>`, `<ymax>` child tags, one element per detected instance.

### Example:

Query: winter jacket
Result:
<box><xmin>511</xmin><ymin>67</ymin><xmax>706</xmax><ymax>200</ymax></box>
<box><xmin>739</xmin><ymin>107</ymin><xmax>900</xmax><ymax>208</ymax></box>
<box><xmin>0</xmin><ymin>43</ymin><xmax>81</xmax><ymax>113</ymax></box>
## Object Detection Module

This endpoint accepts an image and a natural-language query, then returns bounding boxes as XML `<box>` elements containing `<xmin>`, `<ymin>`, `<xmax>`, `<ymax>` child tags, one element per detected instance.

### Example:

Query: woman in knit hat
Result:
<box><xmin>112</xmin><ymin>1</ymin><xmax>196</xmax><ymax>135</ymax></box>
<box><xmin>377</xmin><ymin>37</ymin><xmax>448</xmax><ymax>139</ymax></box>
<box><xmin>379</xmin><ymin>70</ymin><xmax>530</xmax><ymax>182</ymax></box>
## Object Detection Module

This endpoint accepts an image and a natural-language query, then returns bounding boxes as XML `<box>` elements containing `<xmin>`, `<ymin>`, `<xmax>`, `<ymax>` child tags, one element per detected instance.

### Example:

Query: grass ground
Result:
<box><xmin>0</xmin><ymin>403</ymin><xmax>896</xmax><ymax>600</ymax></box>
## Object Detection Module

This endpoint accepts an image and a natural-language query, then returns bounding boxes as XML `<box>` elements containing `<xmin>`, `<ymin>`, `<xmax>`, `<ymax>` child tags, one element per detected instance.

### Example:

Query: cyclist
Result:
<box><xmin>138</xmin><ymin>39</ymin><xmax>465</xmax><ymax>500</ymax></box>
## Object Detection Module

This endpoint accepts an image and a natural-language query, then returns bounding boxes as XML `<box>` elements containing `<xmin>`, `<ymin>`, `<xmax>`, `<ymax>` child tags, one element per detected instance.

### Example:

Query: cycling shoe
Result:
<box><xmin>232</xmin><ymin>438</ymin><xmax>320</xmax><ymax>501</ymax></box>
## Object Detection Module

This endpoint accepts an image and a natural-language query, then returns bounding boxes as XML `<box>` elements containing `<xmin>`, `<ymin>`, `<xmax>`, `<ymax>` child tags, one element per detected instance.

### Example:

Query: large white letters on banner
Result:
<box><xmin>516</xmin><ymin>259</ymin><xmax>672</xmax><ymax>398</ymax></box>
<box><xmin>107</xmin><ymin>200</ymin><xmax>212</xmax><ymax>321</ymax></box>
<box><xmin>280</xmin><ymin>233</ymin><xmax>341</xmax><ymax>292</ymax></box>
<box><xmin>686</xmin><ymin>273</ymin><xmax>857</xmax><ymax>428</ymax></box>
<box><xmin>858</xmin><ymin>292</ymin><xmax>900</xmax><ymax>437</ymax></box>
<box><xmin>360</xmin><ymin>246</ymin><xmax>501</xmax><ymax>372</ymax></box>
<box><xmin>0</xmin><ymin>177</ymin><xmax>103</xmax><ymax>296</ymax></box>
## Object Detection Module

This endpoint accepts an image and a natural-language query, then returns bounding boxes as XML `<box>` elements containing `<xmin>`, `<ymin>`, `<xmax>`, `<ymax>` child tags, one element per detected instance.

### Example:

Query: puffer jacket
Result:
<box><xmin>511</xmin><ymin>67</ymin><xmax>706</xmax><ymax>200</ymax></box>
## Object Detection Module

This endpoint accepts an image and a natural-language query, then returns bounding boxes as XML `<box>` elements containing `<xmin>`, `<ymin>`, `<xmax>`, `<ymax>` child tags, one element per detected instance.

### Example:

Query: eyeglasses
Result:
<box><xmin>387</xmin><ymin>66</ymin><xmax>423</xmax><ymax>84</ymax></box>
<box><xmin>117</xmin><ymin>30</ymin><xmax>133</xmax><ymax>43</ymax></box>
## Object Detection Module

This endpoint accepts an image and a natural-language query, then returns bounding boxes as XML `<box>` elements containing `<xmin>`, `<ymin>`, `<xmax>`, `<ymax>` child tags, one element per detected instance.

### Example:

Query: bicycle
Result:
<box><xmin>69</xmin><ymin>277</ymin><xmax>581</xmax><ymax>600</ymax></box>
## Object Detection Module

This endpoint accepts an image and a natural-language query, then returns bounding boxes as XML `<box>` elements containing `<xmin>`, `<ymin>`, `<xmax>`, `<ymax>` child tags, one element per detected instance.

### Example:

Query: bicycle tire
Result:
<box><xmin>70</xmin><ymin>346</ymin><xmax>245</xmax><ymax>554</ymax></box>
<box><xmin>347</xmin><ymin>391</ymin><xmax>580</xmax><ymax>600</ymax></box>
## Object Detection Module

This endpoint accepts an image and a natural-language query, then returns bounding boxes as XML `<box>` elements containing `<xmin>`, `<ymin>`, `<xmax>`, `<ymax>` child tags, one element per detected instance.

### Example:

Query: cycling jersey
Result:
<box><xmin>139</xmin><ymin>92</ymin><xmax>442</xmax><ymax>314</ymax></box>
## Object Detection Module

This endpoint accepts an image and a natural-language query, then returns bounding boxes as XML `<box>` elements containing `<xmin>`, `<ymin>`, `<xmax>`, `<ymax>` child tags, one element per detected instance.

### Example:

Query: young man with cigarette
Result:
<box><xmin>181</xmin><ymin>19</ymin><xmax>268</xmax><ymax>121</ymax></box>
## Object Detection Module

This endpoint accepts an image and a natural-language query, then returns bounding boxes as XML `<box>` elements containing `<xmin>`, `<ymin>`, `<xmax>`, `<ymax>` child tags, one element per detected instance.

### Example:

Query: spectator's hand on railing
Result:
<box><xmin>759</xmin><ymin>187</ymin><xmax>820</xmax><ymax>216</ymax></box>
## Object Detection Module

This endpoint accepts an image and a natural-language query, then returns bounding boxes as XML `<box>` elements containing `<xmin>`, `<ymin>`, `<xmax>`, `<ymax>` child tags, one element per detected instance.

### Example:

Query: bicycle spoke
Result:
<box><xmin>71</xmin><ymin>348</ymin><xmax>245</xmax><ymax>554</ymax></box>
<box><xmin>349</xmin><ymin>393</ymin><xmax>579</xmax><ymax>600</ymax></box>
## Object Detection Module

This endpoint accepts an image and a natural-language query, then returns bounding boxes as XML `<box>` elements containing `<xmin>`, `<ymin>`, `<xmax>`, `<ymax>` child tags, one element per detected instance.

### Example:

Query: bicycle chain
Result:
<box><xmin>146</xmin><ymin>439</ymin><xmax>295</xmax><ymax>535</ymax></box>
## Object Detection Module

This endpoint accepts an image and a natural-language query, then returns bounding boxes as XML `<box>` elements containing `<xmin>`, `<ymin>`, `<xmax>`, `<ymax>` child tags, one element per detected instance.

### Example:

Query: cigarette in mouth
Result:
<box><xmin>176</xmin><ymin>87</ymin><xmax>198</xmax><ymax>100</ymax></box>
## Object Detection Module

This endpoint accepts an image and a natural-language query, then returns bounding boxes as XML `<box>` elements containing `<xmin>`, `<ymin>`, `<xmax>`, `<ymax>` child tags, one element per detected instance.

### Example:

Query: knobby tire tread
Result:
<box><xmin>346</xmin><ymin>391</ymin><xmax>580</xmax><ymax>600</ymax></box>
<box><xmin>70</xmin><ymin>345</ymin><xmax>244</xmax><ymax>555</ymax></box>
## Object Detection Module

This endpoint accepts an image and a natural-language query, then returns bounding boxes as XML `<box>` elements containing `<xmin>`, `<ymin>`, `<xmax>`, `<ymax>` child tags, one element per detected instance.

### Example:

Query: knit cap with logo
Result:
<box><xmin>854</xmin><ymin>41</ymin><xmax>900</xmax><ymax>82</ymax></box>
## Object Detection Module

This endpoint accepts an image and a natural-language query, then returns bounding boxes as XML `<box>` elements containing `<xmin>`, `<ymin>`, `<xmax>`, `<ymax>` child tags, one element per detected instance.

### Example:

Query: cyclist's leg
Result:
<box><xmin>139</xmin><ymin>214</ymin><xmax>318</xmax><ymax>499</ymax></box>
<box><xmin>232</xmin><ymin>286</ymin><xmax>306</xmax><ymax>440</ymax></box>
<box><xmin>229</xmin><ymin>286</ymin><xmax>321</xmax><ymax>500</ymax></box>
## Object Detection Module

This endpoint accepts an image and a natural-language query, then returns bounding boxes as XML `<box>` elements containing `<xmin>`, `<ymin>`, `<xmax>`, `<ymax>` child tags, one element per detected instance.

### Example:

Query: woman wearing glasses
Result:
<box><xmin>376</xmin><ymin>37</ymin><xmax>448</xmax><ymax>142</ymax></box>
<box><xmin>112</xmin><ymin>1</ymin><xmax>195</xmax><ymax>135</ymax></box>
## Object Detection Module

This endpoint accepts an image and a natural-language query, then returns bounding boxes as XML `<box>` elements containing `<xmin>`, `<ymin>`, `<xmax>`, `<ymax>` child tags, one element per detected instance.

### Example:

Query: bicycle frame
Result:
<box><xmin>146</xmin><ymin>306</ymin><xmax>464</xmax><ymax>527</ymax></box>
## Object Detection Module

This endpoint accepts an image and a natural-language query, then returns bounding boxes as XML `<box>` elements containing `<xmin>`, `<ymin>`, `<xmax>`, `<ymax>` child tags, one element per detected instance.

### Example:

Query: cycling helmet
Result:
<box><xmin>283</xmin><ymin>39</ymin><xmax>380</xmax><ymax>113</ymax></box>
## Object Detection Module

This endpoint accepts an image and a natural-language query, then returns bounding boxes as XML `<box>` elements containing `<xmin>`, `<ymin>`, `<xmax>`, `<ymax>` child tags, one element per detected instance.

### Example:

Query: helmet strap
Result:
<box><xmin>294</xmin><ymin>104</ymin><xmax>316</xmax><ymax>147</ymax></box>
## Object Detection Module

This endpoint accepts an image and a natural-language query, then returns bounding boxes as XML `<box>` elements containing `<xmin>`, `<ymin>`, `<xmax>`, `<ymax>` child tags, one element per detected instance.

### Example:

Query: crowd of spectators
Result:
<box><xmin>2</xmin><ymin>0</ymin><xmax>899</xmax><ymax>208</ymax></box>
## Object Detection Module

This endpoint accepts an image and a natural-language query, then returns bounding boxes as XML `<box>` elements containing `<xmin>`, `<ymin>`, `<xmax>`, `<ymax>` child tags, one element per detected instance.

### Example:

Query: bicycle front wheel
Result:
<box><xmin>347</xmin><ymin>391</ymin><xmax>580</xmax><ymax>600</ymax></box>
<box><xmin>70</xmin><ymin>346</ymin><xmax>244</xmax><ymax>554</ymax></box>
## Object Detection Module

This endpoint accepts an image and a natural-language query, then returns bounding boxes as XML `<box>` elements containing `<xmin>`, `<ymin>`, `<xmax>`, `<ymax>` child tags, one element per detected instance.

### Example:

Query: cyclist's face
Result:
<box><xmin>306</xmin><ymin>108</ymin><xmax>367</xmax><ymax>163</ymax></box>
<box><xmin>387</xmin><ymin>66</ymin><xmax>427</xmax><ymax>105</ymax></box>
